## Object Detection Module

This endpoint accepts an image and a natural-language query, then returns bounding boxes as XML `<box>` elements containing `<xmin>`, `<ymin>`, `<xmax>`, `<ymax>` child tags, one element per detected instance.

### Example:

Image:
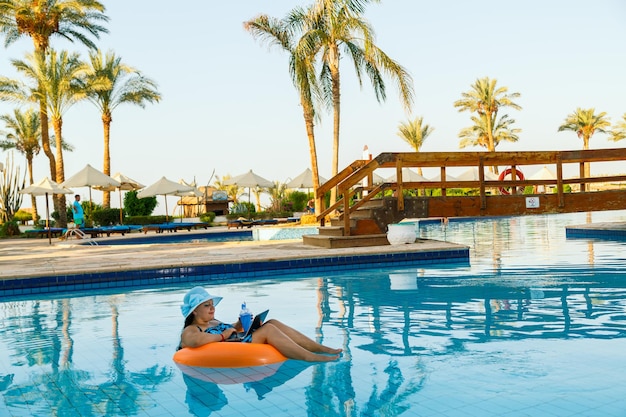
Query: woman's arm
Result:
<box><xmin>180</xmin><ymin>325</ymin><xmax>237</xmax><ymax>348</ymax></box>
<box><xmin>231</xmin><ymin>317</ymin><xmax>244</xmax><ymax>332</ymax></box>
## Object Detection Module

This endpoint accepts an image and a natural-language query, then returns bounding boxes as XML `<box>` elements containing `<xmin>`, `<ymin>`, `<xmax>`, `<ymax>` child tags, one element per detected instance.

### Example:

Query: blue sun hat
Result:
<box><xmin>181</xmin><ymin>286</ymin><xmax>223</xmax><ymax>319</ymax></box>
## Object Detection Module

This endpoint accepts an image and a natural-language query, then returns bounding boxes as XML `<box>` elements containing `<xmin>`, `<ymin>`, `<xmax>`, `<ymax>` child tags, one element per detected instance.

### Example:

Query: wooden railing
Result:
<box><xmin>315</xmin><ymin>148</ymin><xmax>626</xmax><ymax>235</ymax></box>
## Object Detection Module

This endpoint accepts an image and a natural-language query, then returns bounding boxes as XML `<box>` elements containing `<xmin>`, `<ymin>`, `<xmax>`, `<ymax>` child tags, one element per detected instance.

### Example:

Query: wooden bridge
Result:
<box><xmin>304</xmin><ymin>148</ymin><xmax>626</xmax><ymax>248</ymax></box>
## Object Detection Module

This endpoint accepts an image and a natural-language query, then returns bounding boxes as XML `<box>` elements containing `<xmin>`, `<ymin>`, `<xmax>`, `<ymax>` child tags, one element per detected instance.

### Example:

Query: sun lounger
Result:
<box><xmin>99</xmin><ymin>225</ymin><xmax>141</xmax><ymax>236</ymax></box>
<box><xmin>173</xmin><ymin>222</ymin><xmax>209</xmax><ymax>231</ymax></box>
<box><xmin>25</xmin><ymin>228</ymin><xmax>65</xmax><ymax>238</ymax></box>
<box><xmin>141</xmin><ymin>222</ymin><xmax>208</xmax><ymax>234</ymax></box>
<box><xmin>141</xmin><ymin>224</ymin><xmax>177</xmax><ymax>234</ymax></box>
<box><xmin>80</xmin><ymin>227</ymin><xmax>104</xmax><ymax>238</ymax></box>
<box><xmin>253</xmin><ymin>219</ymin><xmax>278</xmax><ymax>226</ymax></box>
<box><xmin>227</xmin><ymin>218</ymin><xmax>255</xmax><ymax>229</ymax></box>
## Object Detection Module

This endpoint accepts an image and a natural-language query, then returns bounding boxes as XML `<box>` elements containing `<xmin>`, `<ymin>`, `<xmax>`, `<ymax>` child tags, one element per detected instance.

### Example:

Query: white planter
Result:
<box><xmin>386</xmin><ymin>223</ymin><xmax>417</xmax><ymax>245</ymax></box>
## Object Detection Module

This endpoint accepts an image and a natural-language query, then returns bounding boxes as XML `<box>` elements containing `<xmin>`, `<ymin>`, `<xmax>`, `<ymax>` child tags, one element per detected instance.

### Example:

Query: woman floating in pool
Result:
<box><xmin>178</xmin><ymin>287</ymin><xmax>341</xmax><ymax>362</ymax></box>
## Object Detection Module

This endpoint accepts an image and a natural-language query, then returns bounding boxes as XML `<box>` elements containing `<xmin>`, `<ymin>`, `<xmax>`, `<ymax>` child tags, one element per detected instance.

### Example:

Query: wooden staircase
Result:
<box><xmin>303</xmin><ymin>200</ymin><xmax>390</xmax><ymax>248</ymax></box>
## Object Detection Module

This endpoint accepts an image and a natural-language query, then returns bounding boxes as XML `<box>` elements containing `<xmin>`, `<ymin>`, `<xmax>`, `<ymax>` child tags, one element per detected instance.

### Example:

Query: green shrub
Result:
<box><xmin>199</xmin><ymin>212</ymin><xmax>216</xmax><ymax>224</ymax></box>
<box><xmin>287</xmin><ymin>191</ymin><xmax>308</xmax><ymax>212</ymax></box>
<box><xmin>124</xmin><ymin>190</ymin><xmax>157</xmax><ymax>216</ymax></box>
<box><xmin>230</xmin><ymin>202</ymin><xmax>255</xmax><ymax>216</ymax></box>
<box><xmin>0</xmin><ymin>221</ymin><xmax>21</xmax><ymax>237</ymax></box>
<box><xmin>92</xmin><ymin>208</ymin><xmax>123</xmax><ymax>226</ymax></box>
<box><xmin>125</xmin><ymin>215</ymin><xmax>168</xmax><ymax>225</ymax></box>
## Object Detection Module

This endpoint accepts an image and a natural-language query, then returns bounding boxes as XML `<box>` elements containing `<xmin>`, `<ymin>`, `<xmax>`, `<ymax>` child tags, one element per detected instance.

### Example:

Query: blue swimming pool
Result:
<box><xmin>1</xmin><ymin>210</ymin><xmax>625</xmax><ymax>416</ymax></box>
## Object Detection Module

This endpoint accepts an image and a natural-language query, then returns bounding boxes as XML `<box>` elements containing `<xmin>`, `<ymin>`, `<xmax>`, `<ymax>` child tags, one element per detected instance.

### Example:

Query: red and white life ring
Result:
<box><xmin>498</xmin><ymin>167</ymin><xmax>525</xmax><ymax>195</ymax></box>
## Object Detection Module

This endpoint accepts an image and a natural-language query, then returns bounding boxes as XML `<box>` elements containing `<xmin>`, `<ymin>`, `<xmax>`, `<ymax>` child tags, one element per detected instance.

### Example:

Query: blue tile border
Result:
<box><xmin>0</xmin><ymin>248</ymin><xmax>469</xmax><ymax>298</ymax></box>
<box><xmin>565</xmin><ymin>227</ymin><xmax>626</xmax><ymax>241</ymax></box>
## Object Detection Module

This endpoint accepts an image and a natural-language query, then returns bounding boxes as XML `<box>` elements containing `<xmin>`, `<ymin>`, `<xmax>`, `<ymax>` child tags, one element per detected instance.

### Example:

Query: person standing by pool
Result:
<box><xmin>72</xmin><ymin>195</ymin><xmax>85</xmax><ymax>228</ymax></box>
<box><xmin>179</xmin><ymin>287</ymin><xmax>341</xmax><ymax>362</ymax></box>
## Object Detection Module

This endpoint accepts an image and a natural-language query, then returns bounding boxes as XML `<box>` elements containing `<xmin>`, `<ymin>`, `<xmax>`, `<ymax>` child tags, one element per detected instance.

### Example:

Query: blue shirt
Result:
<box><xmin>73</xmin><ymin>200</ymin><xmax>84</xmax><ymax>220</ymax></box>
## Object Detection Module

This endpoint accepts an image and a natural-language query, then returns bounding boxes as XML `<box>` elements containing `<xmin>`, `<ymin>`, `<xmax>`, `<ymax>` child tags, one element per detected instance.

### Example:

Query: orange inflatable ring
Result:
<box><xmin>498</xmin><ymin>167</ymin><xmax>525</xmax><ymax>195</ymax></box>
<box><xmin>173</xmin><ymin>342</ymin><xmax>287</xmax><ymax>368</ymax></box>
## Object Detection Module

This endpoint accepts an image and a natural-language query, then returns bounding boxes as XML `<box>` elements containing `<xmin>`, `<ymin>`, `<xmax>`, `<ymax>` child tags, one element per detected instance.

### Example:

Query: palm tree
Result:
<box><xmin>214</xmin><ymin>175</ymin><xmax>241</xmax><ymax>205</ymax></box>
<box><xmin>459</xmin><ymin>113</ymin><xmax>520</xmax><ymax>150</ymax></box>
<box><xmin>609</xmin><ymin>113</ymin><xmax>626</xmax><ymax>142</ymax></box>
<box><xmin>10</xmin><ymin>50</ymin><xmax>86</xmax><ymax>225</ymax></box>
<box><xmin>245</xmin><ymin>13</ymin><xmax>323</xmax><ymax>213</ymax></box>
<box><xmin>558</xmin><ymin>108</ymin><xmax>610</xmax><ymax>178</ymax></box>
<box><xmin>83</xmin><ymin>50</ymin><xmax>161</xmax><ymax>208</ymax></box>
<box><xmin>454</xmin><ymin>77</ymin><xmax>521</xmax><ymax>163</ymax></box>
<box><xmin>298</xmin><ymin>0</ymin><xmax>414</xmax><ymax>204</ymax></box>
<box><xmin>396</xmin><ymin>116</ymin><xmax>434</xmax><ymax>176</ymax></box>
<box><xmin>0</xmin><ymin>0</ymin><xmax>108</xmax><ymax>218</ymax></box>
<box><xmin>0</xmin><ymin>108</ymin><xmax>41</xmax><ymax>221</ymax></box>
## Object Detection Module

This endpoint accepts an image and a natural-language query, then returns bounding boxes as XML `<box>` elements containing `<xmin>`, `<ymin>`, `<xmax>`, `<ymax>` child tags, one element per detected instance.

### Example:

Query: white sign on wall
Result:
<box><xmin>526</xmin><ymin>197</ymin><xmax>540</xmax><ymax>209</ymax></box>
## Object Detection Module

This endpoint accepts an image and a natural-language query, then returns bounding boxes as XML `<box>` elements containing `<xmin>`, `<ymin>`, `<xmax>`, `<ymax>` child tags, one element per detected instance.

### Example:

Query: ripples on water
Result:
<box><xmin>0</xmin><ymin>211</ymin><xmax>625</xmax><ymax>416</ymax></box>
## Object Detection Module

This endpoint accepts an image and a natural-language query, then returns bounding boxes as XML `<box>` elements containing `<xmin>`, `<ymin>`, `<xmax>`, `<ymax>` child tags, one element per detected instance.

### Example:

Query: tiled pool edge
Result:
<box><xmin>0</xmin><ymin>247</ymin><xmax>469</xmax><ymax>298</ymax></box>
<box><xmin>565</xmin><ymin>222</ymin><xmax>626</xmax><ymax>241</ymax></box>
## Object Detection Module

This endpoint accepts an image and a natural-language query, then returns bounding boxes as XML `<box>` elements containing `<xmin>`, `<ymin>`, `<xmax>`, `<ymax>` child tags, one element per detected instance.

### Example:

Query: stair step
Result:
<box><xmin>318</xmin><ymin>226</ymin><xmax>344</xmax><ymax>237</ymax></box>
<box><xmin>358</xmin><ymin>200</ymin><xmax>385</xmax><ymax>209</ymax></box>
<box><xmin>303</xmin><ymin>234</ymin><xmax>390</xmax><ymax>249</ymax></box>
<box><xmin>351</xmin><ymin>210</ymin><xmax>374</xmax><ymax>219</ymax></box>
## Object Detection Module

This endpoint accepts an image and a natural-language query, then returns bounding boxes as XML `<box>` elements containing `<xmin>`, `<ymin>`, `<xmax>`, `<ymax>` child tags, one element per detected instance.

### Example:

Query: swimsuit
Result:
<box><xmin>178</xmin><ymin>322</ymin><xmax>251</xmax><ymax>350</ymax></box>
<box><xmin>203</xmin><ymin>323</ymin><xmax>253</xmax><ymax>343</ymax></box>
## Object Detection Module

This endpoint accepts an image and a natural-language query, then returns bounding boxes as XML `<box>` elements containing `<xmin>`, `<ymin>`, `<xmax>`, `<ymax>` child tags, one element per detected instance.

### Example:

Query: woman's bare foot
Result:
<box><xmin>316</xmin><ymin>346</ymin><xmax>343</xmax><ymax>355</ymax></box>
<box><xmin>308</xmin><ymin>353</ymin><xmax>340</xmax><ymax>362</ymax></box>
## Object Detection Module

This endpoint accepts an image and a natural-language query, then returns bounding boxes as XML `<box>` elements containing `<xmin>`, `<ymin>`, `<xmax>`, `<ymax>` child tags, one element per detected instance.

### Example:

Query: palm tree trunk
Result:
<box><xmin>329</xmin><ymin>45</ymin><xmax>341</xmax><ymax>207</ymax></box>
<box><xmin>486</xmin><ymin>111</ymin><xmax>499</xmax><ymax>174</ymax></box>
<box><xmin>102</xmin><ymin>113</ymin><xmax>112</xmax><ymax>208</ymax></box>
<box><xmin>26</xmin><ymin>155</ymin><xmax>38</xmax><ymax>223</ymax></box>
<box><xmin>38</xmin><ymin>94</ymin><xmax>61</xmax><ymax>221</ymax></box>
<box><xmin>583</xmin><ymin>135</ymin><xmax>590</xmax><ymax>179</ymax></box>
<box><xmin>302</xmin><ymin>102</ymin><xmax>321</xmax><ymax>214</ymax></box>
<box><xmin>52</xmin><ymin>116</ymin><xmax>67</xmax><ymax>227</ymax></box>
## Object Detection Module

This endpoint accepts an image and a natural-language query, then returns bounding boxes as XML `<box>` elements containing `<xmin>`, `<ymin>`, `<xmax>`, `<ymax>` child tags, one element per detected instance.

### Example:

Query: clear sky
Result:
<box><xmin>1</xmin><ymin>0</ymin><xmax>625</xmax><ymax>213</ymax></box>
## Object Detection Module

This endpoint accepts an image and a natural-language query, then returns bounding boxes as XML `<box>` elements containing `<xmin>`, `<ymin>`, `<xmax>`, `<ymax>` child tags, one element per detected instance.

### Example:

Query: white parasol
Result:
<box><xmin>19</xmin><ymin>177</ymin><xmax>73</xmax><ymax>244</ymax></box>
<box><xmin>62</xmin><ymin>164</ymin><xmax>121</xmax><ymax>220</ymax></box>
<box><xmin>137</xmin><ymin>177</ymin><xmax>195</xmax><ymax>222</ymax></box>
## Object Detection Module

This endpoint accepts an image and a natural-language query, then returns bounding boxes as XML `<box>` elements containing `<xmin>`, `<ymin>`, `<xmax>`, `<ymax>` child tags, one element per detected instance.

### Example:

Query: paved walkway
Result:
<box><xmin>1</xmin><ymin>227</ymin><xmax>467</xmax><ymax>280</ymax></box>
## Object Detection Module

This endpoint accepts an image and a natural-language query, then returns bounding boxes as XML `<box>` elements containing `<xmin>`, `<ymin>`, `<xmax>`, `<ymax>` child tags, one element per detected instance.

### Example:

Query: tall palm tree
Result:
<box><xmin>0</xmin><ymin>108</ymin><xmax>41</xmax><ymax>221</ymax></box>
<box><xmin>83</xmin><ymin>50</ymin><xmax>161</xmax><ymax>208</ymax></box>
<box><xmin>300</xmin><ymin>0</ymin><xmax>414</xmax><ymax>204</ymax></box>
<box><xmin>609</xmin><ymin>113</ymin><xmax>626</xmax><ymax>142</ymax></box>
<box><xmin>454</xmin><ymin>77</ymin><xmax>521</xmax><ymax>161</ymax></box>
<box><xmin>10</xmin><ymin>50</ymin><xmax>86</xmax><ymax>225</ymax></box>
<box><xmin>459</xmin><ymin>113</ymin><xmax>520</xmax><ymax>150</ymax></box>
<box><xmin>558</xmin><ymin>107</ymin><xmax>610</xmax><ymax>178</ymax></box>
<box><xmin>0</xmin><ymin>0</ymin><xmax>108</xmax><ymax>218</ymax></box>
<box><xmin>396</xmin><ymin>116</ymin><xmax>434</xmax><ymax>176</ymax></box>
<box><xmin>245</xmin><ymin>12</ymin><xmax>323</xmax><ymax>213</ymax></box>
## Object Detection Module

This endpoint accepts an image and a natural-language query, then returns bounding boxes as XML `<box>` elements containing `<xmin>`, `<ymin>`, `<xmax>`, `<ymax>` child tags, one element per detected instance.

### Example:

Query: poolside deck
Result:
<box><xmin>0</xmin><ymin>227</ymin><xmax>469</xmax><ymax>296</ymax></box>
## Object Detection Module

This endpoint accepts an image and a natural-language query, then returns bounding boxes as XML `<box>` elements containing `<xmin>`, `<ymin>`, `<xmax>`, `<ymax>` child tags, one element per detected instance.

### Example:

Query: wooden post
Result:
<box><xmin>557</xmin><ymin>156</ymin><xmax>564</xmax><ymax>208</ymax></box>
<box><xmin>440</xmin><ymin>167</ymin><xmax>447</xmax><ymax>197</ymax></box>
<box><xmin>396</xmin><ymin>160</ymin><xmax>404</xmax><ymax>211</ymax></box>
<box><xmin>579</xmin><ymin>162</ymin><xmax>586</xmax><ymax>192</ymax></box>
<box><xmin>479</xmin><ymin>158</ymin><xmax>487</xmax><ymax>209</ymax></box>
<box><xmin>511</xmin><ymin>165</ymin><xmax>518</xmax><ymax>194</ymax></box>
<box><xmin>343</xmin><ymin>189</ymin><xmax>351</xmax><ymax>236</ymax></box>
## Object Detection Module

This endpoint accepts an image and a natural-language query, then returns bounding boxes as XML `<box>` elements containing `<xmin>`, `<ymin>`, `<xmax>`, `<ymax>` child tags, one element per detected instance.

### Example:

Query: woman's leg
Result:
<box><xmin>262</xmin><ymin>319</ymin><xmax>342</xmax><ymax>354</ymax></box>
<box><xmin>251</xmin><ymin>323</ymin><xmax>339</xmax><ymax>362</ymax></box>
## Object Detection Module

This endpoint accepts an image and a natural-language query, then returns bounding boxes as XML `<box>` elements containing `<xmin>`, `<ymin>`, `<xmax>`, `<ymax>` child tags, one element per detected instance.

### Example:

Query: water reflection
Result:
<box><xmin>1</xmin><ymin>298</ymin><xmax>172</xmax><ymax>416</ymax></box>
<box><xmin>1</xmin><ymin>212</ymin><xmax>625</xmax><ymax>415</ymax></box>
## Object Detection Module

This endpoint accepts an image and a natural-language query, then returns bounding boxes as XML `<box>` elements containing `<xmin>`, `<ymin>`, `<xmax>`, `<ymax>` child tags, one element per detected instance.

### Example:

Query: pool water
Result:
<box><xmin>1</xmin><ymin>211</ymin><xmax>625</xmax><ymax>416</ymax></box>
